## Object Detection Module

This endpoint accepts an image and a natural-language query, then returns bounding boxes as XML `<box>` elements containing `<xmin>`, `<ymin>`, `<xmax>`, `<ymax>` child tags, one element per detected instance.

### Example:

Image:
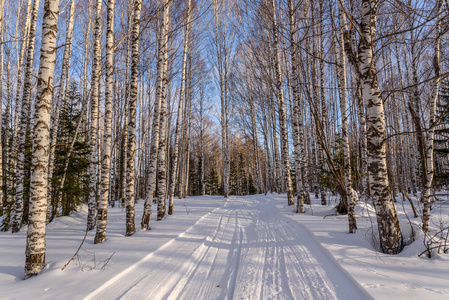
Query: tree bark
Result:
<box><xmin>421</xmin><ymin>0</ymin><xmax>445</xmax><ymax>233</ymax></box>
<box><xmin>94</xmin><ymin>0</ymin><xmax>115</xmax><ymax>244</ymax></box>
<box><xmin>25</xmin><ymin>0</ymin><xmax>60</xmax><ymax>278</ymax></box>
<box><xmin>336</xmin><ymin>2</ymin><xmax>357</xmax><ymax>232</ymax></box>
<box><xmin>341</xmin><ymin>0</ymin><xmax>403</xmax><ymax>253</ymax></box>
<box><xmin>87</xmin><ymin>0</ymin><xmax>103</xmax><ymax>231</ymax></box>
<box><xmin>12</xmin><ymin>0</ymin><xmax>41</xmax><ymax>233</ymax></box>
<box><xmin>168</xmin><ymin>0</ymin><xmax>190</xmax><ymax>214</ymax></box>
<box><xmin>141</xmin><ymin>0</ymin><xmax>169</xmax><ymax>230</ymax></box>
<box><xmin>0</xmin><ymin>0</ymin><xmax>5</xmax><ymax>216</ymax></box>
<box><xmin>270</xmin><ymin>0</ymin><xmax>293</xmax><ymax>205</ymax></box>
<box><xmin>125</xmin><ymin>0</ymin><xmax>142</xmax><ymax>237</ymax></box>
<box><xmin>47</xmin><ymin>0</ymin><xmax>76</xmax><ymax>221</ymax></box>
<box><xmin>287</xmin><ymin>0</ymin><xmax>305</xmax><ymax>213</ymax></box>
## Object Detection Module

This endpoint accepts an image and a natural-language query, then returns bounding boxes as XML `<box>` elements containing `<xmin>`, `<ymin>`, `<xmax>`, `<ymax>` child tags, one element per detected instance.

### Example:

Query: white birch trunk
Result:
<box><xmin>183</xmin><ymin>85</ymin><xmax>192</xmax><ymax>198</ymax></box>
<box><xmin>10</xmin><ymin>0</ymin><xmax>32</xmax><ymax>173</ymax></box>
<box><xmin>141</xmin><ymin>0</ymin><xmax>168</xmax><ymax>230</ymax></box>
<box><xmin>121</xmin><ymin>8</ymin><xmax>132</xmax><ymax>208</ymax></box>
<box><xmin>356</xmin><ymin>87</ymin><xmax>370</xmax><ymax>197</ymax></box>
<box><xmin>12</xmin><ymin>0</ymin><xmax>40</xmax><ymax>233</ymax></box>
<box><xmin>287</xmin><ymin>0</ymin><xmax>306</xmax><ymax>213</ymax></box>
<box><xmin>250</xmin><ymin>90</ymin><xmax>262</xmax><ymax>194</ymax></box>
<box><xmin>94</xmin><ymin>0</ymin><xmax>115</xmax><ymax>244</ymax></box>
<box><xmin>87</xmin><ymin>0</ymin><xmax>102</xmax><ymax>231</ymax></box>
<box><xmin>346</xmin><ymin>0</ymin><xmax>403</xmax><ymax>253</ymax></box>
<box><xmin>47</xmin><ymin>0</ymin><xmax>76</xmax><ymax>221</ymax></box>
<box><xmin>318</xmin><ymin>2</ymin><xmax>327</xmax><ymax>205</ymax></box>
<box><xmin>221</xmin><ymin>74</ymin><xmax>229</xmax><ymax>198</ymax></box>
<box><xmin>270</xmin><ymin>0</ymin><xmax>293</xmax><ymax>205</ymax></box>
<box><xmin>336</xmin><ymin>4</ymin><xmax>357</xmax><ymax>233</ymax></box>
<box><xmin>156</xmin><ymin>53</ymin><xmax>169</xmax><ymax>220</ymax></box>
<box><xmin>0</xmin><ymin>0</ymin><xmax>5</xmax><ymax>216</ymax></box>
<box><xmin>270</xmin><ymin>93</ymin><xmax>281</xmax><ymax>193</ymax></box>
<box><xmin>168</xmin><ymin>0</ymin><xmax>190</xmax><ymax>214</ymax></box>
<box><xmin>422</xmin><ymin>0</ymin><xmax>445</xmax><ymax>233</ymax></box>
<box><xmin>125</xmin><ymin>0</ymin><xmax>141</xmax><ymax>237</ymax></box>
<box><xmin>82</xmin><ymin>2</ymin><xmax>93</xmax><ymax>128</ymax></box>
<box><xmin>25</xmin><ymin>0</ymin><xmax>60</xmax><ymax>278</ymax></box>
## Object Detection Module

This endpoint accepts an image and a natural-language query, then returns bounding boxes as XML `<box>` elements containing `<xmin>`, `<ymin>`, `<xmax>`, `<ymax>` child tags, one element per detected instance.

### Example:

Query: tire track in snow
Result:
<box><xmin>85</xmin><ymin>196</ymin><xmax>372</xmax><ymax>300</ymax></box>
<box><xmin>226</xmin><ymin>219</ymin><xmax>243</xmax><ymax>300</ymax></box>
<box><xmin>84</xmin><ymin>201</ymin><xmax>232</xmax><ymax>300</ymax></box>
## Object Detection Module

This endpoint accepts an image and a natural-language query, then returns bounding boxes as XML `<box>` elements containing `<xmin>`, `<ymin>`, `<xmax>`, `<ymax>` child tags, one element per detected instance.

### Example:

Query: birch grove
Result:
<box><xmin>1</xmin><ymin>0</ymin><xmax>449</xmax><ymax>278</ymax></box>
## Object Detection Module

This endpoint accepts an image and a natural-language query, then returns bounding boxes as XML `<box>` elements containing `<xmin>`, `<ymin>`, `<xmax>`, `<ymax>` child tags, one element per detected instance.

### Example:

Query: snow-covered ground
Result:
<box><xmin>1</xmin><ymin>193</ymin><xmax>448</xmax><ymax>299</ymax></box>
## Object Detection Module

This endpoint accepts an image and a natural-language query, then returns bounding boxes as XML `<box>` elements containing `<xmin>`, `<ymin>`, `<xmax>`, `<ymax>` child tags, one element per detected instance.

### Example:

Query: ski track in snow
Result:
<box><xmin>85</xmin><ymin>196</ymin><xmax>372</xmax><ymax>300</ymax></box>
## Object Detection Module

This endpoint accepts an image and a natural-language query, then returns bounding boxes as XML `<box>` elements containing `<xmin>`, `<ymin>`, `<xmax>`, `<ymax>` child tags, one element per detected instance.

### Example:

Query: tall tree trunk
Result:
<box><xmin>121</xmin><ymin>6</ymin><xmax>133</xmax><ymax>208</ymax></box>
<box><xmin>87</xmin><ymin>0</ymin><xmax>103</xmax><ymax>231</ymax></box>
<box><xmin>318</xmin><ymin>1</ymin><xmax>327</xmax><ymax>205</ymax></box>
<box><xmin>336</xmin><ymin>2</ymin><xmax>357</xmax><ymax>232</ymax></box>
<box><xmin>340</xmin><ymin>0</ymin><xmax>403</xmax><ymax>254</ymax></box>
<box><xmin>270</xmin><ymin>0</ymin><xmax>293</xmax><ymax>205</ymax></box>
<box><xmin>141</xmin><ymin>0</ymin><xmax>168</xmax><ymax>230</ymax></box>
<box><xmin>199</xmin><ymin>85</ymin><xmax>206</xmax><ymax>196</ymax></box>
<box><xmin>410</xmin><ymin>38</ymin><xmax>420</xmax><ymax>196</ymax></box>
<box><xmin>11</xmin><ymin>0</ymin><xmax>32</xmax><ymax>179</ymax></box>
<box><xmin>183</xmin><ymin>85</ymin><xmax>192</xmax><ymax>198</ymax></box>
<box><xmin>47</xmin><ymin>0</ymin><xmax>76</xmax><ymax>221</ymax></box>
<box><xmin>156</xmin><ymin>61</ymin><xmax>169</xmax><ymax>221</ymax></box>
<box><xmin>249</xmin><ymin>87</ymin><xmax>262</xmax><ymax>194</ymax></box>
<box><xmin>156</xmin><ymin>7</ymin><xmax>170</xmax><ymax>220</ymax></box>
<box><xmin>82</xmin><ymin>1</ymin><xmax>93</xmax><ymax>136</ymax></box>
<box><xmin>25</xmin><ymin>0</ymin><xmax>60</xmax><ymax>278</ymax></box>
<box><xmin>421</xmin><ymin>0</ymin><xmax>445</xmax><ymax>233</ymax></box>
<box><xmin>287</xmin><ymin>0</ymin><xmax>305</xmax><ymax>213</ymax></box>
<box><xmin>168</xmin><ymin>0</ymin><xmax>190</xmax><ymax>214</ymax></box>
<box><xmin>221</xmin><ymin>73</ymin><xmax>230</xmax><ymax>198</ymax></box>
<box><xmin>125</xmin><ymin>0</ymin><xmax>142</xmax><ymax>237</ymax></box>
<box><xmin>12</xmin><ymin>0</ymin><xmax>40</xmax><ymax>233</ymax></box>
<box><xmin>94</xmin><ymin>0</ymin><xmax>115</xmax><ymax>244</ymax></box>
<box><xmin>0</xmin><ymin>0</ymin><xmax>5</xmax><ymax>216</ymax></box>
<box><xmin>269</xmin><ymin>92</ymin><xmax>281</xmax><ymax>193</ymax></box>
<box><xmin>261</xmin><ymin>106</ymin><xmax>273</xmax><ymax>193</ymax></box>
<box><xmin>356</xmin><ymin>86</ymin><xmax>370</xmax><ymax>197</ymax></box>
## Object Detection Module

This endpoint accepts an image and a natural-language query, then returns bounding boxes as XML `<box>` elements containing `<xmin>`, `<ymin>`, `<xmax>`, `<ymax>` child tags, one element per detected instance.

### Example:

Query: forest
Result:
<box><xmin>0</xmin><ymin>0</ymin><xmax>448</xmax><ymax>283</ymax></box>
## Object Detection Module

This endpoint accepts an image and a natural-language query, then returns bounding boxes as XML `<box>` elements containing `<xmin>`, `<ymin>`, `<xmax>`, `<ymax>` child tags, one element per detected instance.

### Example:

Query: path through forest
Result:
<box><xmin>85</xmin><ymin>196</ymin><xmax>372</xmax><ymax>300</ymax></box>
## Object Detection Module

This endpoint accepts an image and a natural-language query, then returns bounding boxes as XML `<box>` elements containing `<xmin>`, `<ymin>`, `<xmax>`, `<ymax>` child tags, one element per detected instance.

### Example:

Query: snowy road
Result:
<box><xmin>85</xmin><ymin>196</ymin><xmax>371</xmax><ymax>300</ymax></box>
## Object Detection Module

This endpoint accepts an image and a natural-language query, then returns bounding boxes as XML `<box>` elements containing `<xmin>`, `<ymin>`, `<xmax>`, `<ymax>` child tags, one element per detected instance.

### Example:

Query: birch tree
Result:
<box><xmin>87</xmin><ymin>0</ymin><xmax>103</xmax><ymax>231</ymax></box>
<box><xmin>12</xmin><ymin>0</ymin><xmax>40</xmax><ymax>233</ymax></box>
<box><xmin>420</xmin><ymin>0</ymin><xmax>445</xmax><ymax>233</ymax></box>
<box><xmin>156</xmin><ymin>0</ymin><xmax>171</xmax><ymax>221</ymax></box>
<box><xmin>336</xmin><ymin>1</ymin><xmax>356</xmax><ymax>233</ymax></box>
<box><xmin>94</xmin><ymin>0</ymin><xmax>115</xmax><ymax>244</ymax></box>
<box><xmin>270</xmin><ymin>0</ymin><xmax>293</xmax><ymax>205</ymax></box>
<box><xmin>25</xmin><ymin>0</ymin><xmax>60</xmax><ymax>278</ymax></box>
<box><xmin>209</xmin><ymin>0</ymin><xmax>234</xmax><ymax>198</ymax></box>
<box><xmin>0</xmin><ymin>0</ymin><xmax>5</xmax><ymax>216</ymax></box>
<box><xmin>125</xmin><ymin>0</ymin><xmax>142</xmax><ymax>237</ymax></box>
<box><xmin>141</xmin><ymin>0</ymin><xmax>169</xmax><ymax>230</ymax></box>
<box><xmin>287</xmin><ymin>0</ymin><xmax>305</xmax><ymax>213</ymax></box>
<box><xmin>168</xmin><ymin>0</ymin><xmax>191</xmax><ymax>215</ymax></box>
<box><xmin>47</xmin><ymin>0</ymin><xmax>76</xmax><ymax>220</ymax></box>
<box><xmin>339</xmin><ymin>0</ymin><xmax>403</xmax><ymax>254</ymax></box>
<box><xmin>10</xmin><ymin>0</ymin><xmax>32</xmax><ymax>178</ymax></box>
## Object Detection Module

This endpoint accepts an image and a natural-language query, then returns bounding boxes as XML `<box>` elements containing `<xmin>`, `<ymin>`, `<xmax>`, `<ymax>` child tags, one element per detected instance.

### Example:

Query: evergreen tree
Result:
<box><xmin>51</xmin><ymin>83</ymin><xmax>90</xmax><ymax>218</ymax></box>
